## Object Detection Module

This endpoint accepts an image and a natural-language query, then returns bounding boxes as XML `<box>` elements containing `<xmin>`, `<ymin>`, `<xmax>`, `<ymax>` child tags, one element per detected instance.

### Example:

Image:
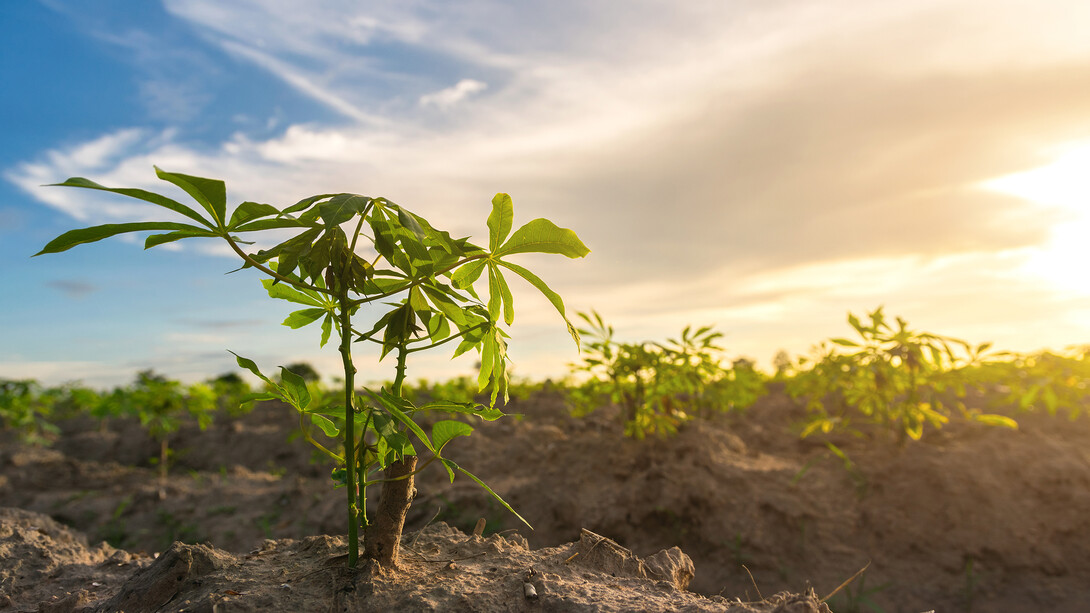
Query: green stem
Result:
<box><xmin>393</xmin><ymin>342</ymin><xmax>408</xmax><ymax>397</ymax></box>
<box><xmin>339</xmin><ymin>293</ymin><xmax>359</xmax><ymax>567</ymax></box>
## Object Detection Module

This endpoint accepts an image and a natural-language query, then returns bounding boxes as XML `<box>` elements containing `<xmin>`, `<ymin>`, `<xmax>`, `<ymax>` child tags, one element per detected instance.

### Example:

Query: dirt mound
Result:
<box><xmin>0</xmin><ymin>507</ymin><xmax>148</xmax><ymax>611</ymax></box>
<box><xmin>0</xmin><ymin>509</ymin><xmax>827</xmax><ymax>612</ymax></box>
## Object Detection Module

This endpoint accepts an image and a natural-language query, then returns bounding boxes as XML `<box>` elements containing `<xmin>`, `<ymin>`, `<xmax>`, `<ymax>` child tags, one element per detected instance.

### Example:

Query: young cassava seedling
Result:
<box><xmin>36</xmin><ymin>167</ymin><xmax>589</xmax><ymax>568</ymax></box>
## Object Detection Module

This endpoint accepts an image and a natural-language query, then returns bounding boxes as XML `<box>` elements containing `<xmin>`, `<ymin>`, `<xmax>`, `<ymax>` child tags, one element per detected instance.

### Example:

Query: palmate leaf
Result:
<box><xmin>373</xmin><ymin>389</ymin><xmax>435</xmax><ymax>454</ymax></box>
<box><xmin>154</xmin><ymin>167</ymin><xmax>227</xmax><ymax>227</ymax></box>
<box><xmin>233</xmin><ymin>217</ymin><xmax>312</xmax><ymax>233</ymax></box>
<box><xmin>495</xmin><ymin>218</ymin><xmax>590</xmax><ymax>259</ymax></box>
<box><xmin>283</xmin><ymin>308</ymin><xmax>327</xmax><ymax>329</ymax></box>
<box><xmin>496</xmin><ymin>260</ymin><xmax>580</xmax><ymax>347</ymax></box>
<box><xmin>35</xmin><ymin>221</ymin><xmax>211</xmax><ymax>256</ymax></box>
<box><xmin>310</xmin><ymin>413</ymin><xmax>340</xmax><ymax>438</ymax></box>
<box><xmin>230</xmin><ymin>352</ymin><xmax>277</xmax><ymax>389</ymax></box>
<box><xmin>46</xmin><ymin>176</ymin><xmax>214</xmax><ymax>229</ymax></box>
<box><xmin>487</xmin><ymin>193</ymin><xmax>514</xmax><ymax>252</ymax></box>
<box><xmin>261</xmin><ymin>278</ymin><xmax>326</xmax><ymax>306</ymax></box>
<box><xmin>228</xmin><ymin>201</ymin><xmax>280</xmax><ymax>229</ymax></box>
<box><xmin>440</xmin><ymin>458</ymin><xmax>531</xmax><ymax>528</ymax></box>
<box><xmin>418</xmin><ymin>399</ymin><xmax>505</xmax><ymax>421</ymax></box>
<box><xmin>145</xmin><ymin>228</ymin><xmax>221</xmax><ymax>248</ymax></box>
<box><xmin>318</xmin><ymin>193</ymin><xmax>372</xmax><ymax>228</ymax></box>
<box><xmin>279</xmin><ymin>366</ymin><xmax>312</xmax><ymax>411</ymax></box>
<box><xmin>431</xmin><ymin>420</ymin><xmax>473</xmax><ymax>454</ymax></box>
<box><xmin>452</xmin><ymin>259</ymin><xmax>488</xmax><ymax>290</ymax></box>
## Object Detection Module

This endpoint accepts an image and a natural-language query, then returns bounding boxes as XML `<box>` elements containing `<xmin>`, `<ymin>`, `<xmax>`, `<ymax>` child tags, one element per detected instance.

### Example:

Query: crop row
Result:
<box><xmin>6</xmin><ymin>308</ymin><xmax>1088</xmax><ymax>454</ymax></box>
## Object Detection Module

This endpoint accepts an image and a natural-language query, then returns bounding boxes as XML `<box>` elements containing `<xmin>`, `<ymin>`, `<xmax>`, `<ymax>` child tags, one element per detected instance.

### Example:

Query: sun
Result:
<box><xmin>981</xmin><ymin>143</ymin><xmax>1090</xmax><ymax>295</ymax></box>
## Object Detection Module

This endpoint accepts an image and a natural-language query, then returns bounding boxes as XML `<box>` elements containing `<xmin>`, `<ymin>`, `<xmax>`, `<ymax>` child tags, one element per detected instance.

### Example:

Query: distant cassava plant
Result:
<box><xmin>569</xmin><ymin>311</ymin><xmax>762</xmax><ymax>438</ymax></box>
<box><xmin>788</xmin><ymin>307</ymin><xmax>1016</xmax><ymax>442</ymax></box>
<box><xmin>0</xmin><ymin>379</ymin><xmax>61</xmax><ymax>446</ymax></box>
<box><xmin>99</xmin><ymin>370</ymin><xmax>216</xmax><ymax>494</ymax></box>
<box><xmin>36</xmin><ymin>167</ymin><xmax>589</xmax><ymax>568</ymax></box>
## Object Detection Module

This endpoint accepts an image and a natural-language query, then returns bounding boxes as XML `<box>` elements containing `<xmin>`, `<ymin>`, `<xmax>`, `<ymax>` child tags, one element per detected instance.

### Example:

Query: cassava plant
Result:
<box><xmin>36</xmin><ymin>167</ymin><xmax>589</xmax><ymax>568</ymax></box>
<box><xmin>568</xmin><ymin>310</ymin><xmax>750</xmax><ymax>438</ymax></box>
<box><xmin>99</xmin><ymin>370</ymin><xmax>216</xmax><ymax>495</ymax></box>
<box><xmin>788</xmin><ymin>307</ymin><xmax>1015</xmax><ymax>442</ymax></box>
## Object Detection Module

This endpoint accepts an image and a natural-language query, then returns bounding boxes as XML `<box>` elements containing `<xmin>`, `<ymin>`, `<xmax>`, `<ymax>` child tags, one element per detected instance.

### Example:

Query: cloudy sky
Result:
<box><xmin>4</xmin><ymin>0</ymin><xmax>1090</xmax><ymax>388</ymax></box>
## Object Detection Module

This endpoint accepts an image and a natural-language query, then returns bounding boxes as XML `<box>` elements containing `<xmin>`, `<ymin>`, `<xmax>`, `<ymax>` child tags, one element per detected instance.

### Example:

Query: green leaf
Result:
<box><xmin>970</xmin><ymin>414</ymin><xmax>1009</xmax><ymax>430</ymax></box>
<box><xmin>232</xmin><ymin>217</ymin><xmax>312</xmax><ymax>232</ymax></box>
<box><xmin>279</xmin><ymin>366</ymin><xmax>312</xmax><ymax>410</ymax></box>
<box><xmin>452</xmin><ymin>259</ymin><xmax>488</xmax><ymax>290</ymax></box>
<box><xmin>283</xmin><ymin>308</ymin><xmax>327</xmax><ymax>329</ymax></box>
<box><xmin>229</xmin><ymin>352</ymin><xmax>277</xmax><ymax>389</ymax></box>
<box><xmin>421</xmin><ymin>283</ymin><xmax>469</xmax><ymax>327</ymax></box>
<box><xmin>319</xmin><ymin>193</ymin><xmax>371</xmax><ymax>228</ymax></box>
<box><xmin>431</xmin><ymin>420</ymin><xmax>473</xmax><ymax>454</ymax></box>
<box><xmin>283</xmin><ymin>193</ymin><xmax>339</xmax><ymax>216</ymax></box>
<box><xmin>228</xmin><ymin>201</ymin><xmax>280</xmax><ymax>229</ymax></box>
<box><xmin>154</xmin><ymin>167</ymin><xmax>227</xmax><ymax>227</ymax></box>
<box><xmin>490</xmin><ymin>264</ymin><xmax>514</xmax><ymax>325</ymax></box>
<box><xmin>36</xmin><ymin>222</ymin><xmax>209</xmax><ymax>256</ymax></box>
<box><xmin>47</xmin><ymin>176</ymin><xmax>214</xmax><ymax>229</ymax></box>
<box><xmin>830</xmin><ymin>338</ymin><xmax>859</xmax><ymax>347</ymax></box>
<box><xmin>479</xmin><ymin>332</ymin><xmax>496</xmax><ymax>392</ymax></box>
<box><xmin>487</xmin><ymin>193</ymin><xmax>514</xmax><ymax>252</ymax></box>
<box><xmin>496</xmin><ymin>260</ymin><xmax>579</xmax><ymax>347</ymax></box>
<box><xmin>419</xmin><ymin>399</ymin><xmax>505</xmax><ymax>421</ymax></box>
<box><xmin>310</xmin><ymin>413</ymin><xmax>341</xmax><ymax>438</ymax></box>
<box><xmin>144</xmin><ymin>228</ymin><xmax>220</xmax><ymax>248</ymax></box>
<box><xmin>374</xmin><ymin>390</ymin><xmax>435</xmax><ymax>454</ymax></box>
<box><xmin>320</xmin><ymin>314</ymin><xmax>334</xmax><ymax>348</ymax></box>
<box><xmin>495</xmin><ymin>218</ymin><xmax>589</xmax><ymax>258</ymax></box>
<box><xmin>261</xmin><ymin>278</ymin><xmax>325</xmax><ymax>306</ymax></box>
<box><xmin>487</xmin><ymin>265</ymin><xmax>502</xmax><ymax>323</ymax></box>
<box><xmin>442</xmin><ymin>459</ymin><xmax>532</xmax><ymax>529</ymax></box>
<box><xmin>397</xmin><ymin>207</ymin><xmax>426</xmax><ymax>240</ymax></box>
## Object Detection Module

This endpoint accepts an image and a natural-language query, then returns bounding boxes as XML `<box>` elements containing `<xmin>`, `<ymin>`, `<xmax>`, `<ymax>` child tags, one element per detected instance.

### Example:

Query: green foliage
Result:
<box><xmin>40</xmin><ymin>168</ymin><xmax>588</xmax><ymax>567</ymax></box>
<box><xmin>954</xmin><ymin>346</ymin><xmax>1090</xmax><ymax>421</ymax></box>
<box><xmin>0</xmin><ymin>379</ymin><xmax>61</xmax><ymax>446</ymax></box>
<box><xmin>569</xmin><ymin>311</ymin><xmax>766</xmax><ymax>438</ymax></box>
<box><xmin>787</xmin><ymin>307</ymin><xmax>1011</xmax><ymax>443</ymax></box>
<box><xmin>207</xmin><ymin>372</ymin><xmax>254</xmax><ymax>417</ymax></box>
<box><xmin>100</xmin><ymin>370</ymin><xmax>216</xmax><ymax>441</ymax></box>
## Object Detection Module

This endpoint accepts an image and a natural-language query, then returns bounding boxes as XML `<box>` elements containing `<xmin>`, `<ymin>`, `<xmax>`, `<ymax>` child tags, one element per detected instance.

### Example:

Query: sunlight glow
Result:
<box><xmin>981</xmin><ymin>143</ymin><xmax>1090</xmax><ymax>295</ymax></box>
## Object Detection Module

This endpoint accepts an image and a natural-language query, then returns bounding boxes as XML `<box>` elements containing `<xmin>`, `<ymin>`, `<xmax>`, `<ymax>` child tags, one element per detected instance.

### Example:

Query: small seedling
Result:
<box><xmin>37</xmin><ymin>167</ymin><xmax>588</xmax><ymax>568</ymax></box>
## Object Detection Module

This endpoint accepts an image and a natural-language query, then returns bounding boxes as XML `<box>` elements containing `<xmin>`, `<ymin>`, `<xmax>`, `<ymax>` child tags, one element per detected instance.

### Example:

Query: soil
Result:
<box><xmin>2</xmin><ymin>383</ymin><xmax>1089</xmax><ymax>612</ymax></box>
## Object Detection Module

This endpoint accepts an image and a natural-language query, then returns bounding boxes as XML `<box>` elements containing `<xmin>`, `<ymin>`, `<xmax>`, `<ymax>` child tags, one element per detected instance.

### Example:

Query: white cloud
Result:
<box><xmin>419</xmin><ymin>79</ymin><xmax>488</xmax><ymax>109</ymax></box>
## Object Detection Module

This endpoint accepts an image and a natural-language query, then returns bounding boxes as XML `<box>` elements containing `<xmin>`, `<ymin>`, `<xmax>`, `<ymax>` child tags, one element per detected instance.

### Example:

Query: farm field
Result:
<box><xmin>3</xmin><ymin>380</ymin><xmax>1089</xmax><ymax>612</ymax></box>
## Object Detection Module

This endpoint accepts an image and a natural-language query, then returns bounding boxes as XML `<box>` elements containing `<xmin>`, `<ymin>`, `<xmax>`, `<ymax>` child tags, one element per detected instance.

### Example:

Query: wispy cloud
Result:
<box><xmin>419</xmin><ymin>79</ymin><xmax>487</xmax><ymax>109</ymax></box>
<box><xmin>45</xmin><ymin>280</ymin><xmax>98</xmax><ymax>298</ymax></box>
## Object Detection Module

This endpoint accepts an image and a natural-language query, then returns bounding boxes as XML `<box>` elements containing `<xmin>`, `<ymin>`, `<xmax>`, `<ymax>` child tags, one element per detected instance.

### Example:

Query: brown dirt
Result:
<box><xmin>2</xmin><ymin>384</ymin><xmax>1089</xmax><ymax>611</ymax></box>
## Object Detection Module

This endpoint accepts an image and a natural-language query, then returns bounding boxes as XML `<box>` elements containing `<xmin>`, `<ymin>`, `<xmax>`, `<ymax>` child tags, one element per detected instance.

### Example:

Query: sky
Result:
<box><xmin>3</xmin><ymin>0</ymin><xmax>1090</xmax><ymax>389</ymax></box>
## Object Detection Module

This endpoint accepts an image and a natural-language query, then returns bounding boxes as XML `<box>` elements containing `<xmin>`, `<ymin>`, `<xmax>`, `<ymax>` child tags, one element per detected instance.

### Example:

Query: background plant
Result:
<box><xmin>38</xmin><ymin>167</ymin><xmax>588</xmax><ymax>568</ymax></box>
<box><xmin>0</xmin><ymin>379</ymin><xmax>61</xmax><ymax>446</ymax></box>
<box><xmin>98</xmin><ymin>370</ymin><xmax>216</xmax><ymax>493</ymax></box>
<box><xmin>787</xmin><ymin>307</ymin><xmax>1016</xmax><ymax>443</ymax></box>
<box><xmin>569</xmin><ymin>310</ymin><xmax>765</xmax><ymax>438</ymax></box>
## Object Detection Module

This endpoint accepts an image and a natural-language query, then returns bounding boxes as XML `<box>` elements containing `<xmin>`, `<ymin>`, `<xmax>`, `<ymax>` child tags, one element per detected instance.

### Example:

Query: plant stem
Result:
<box><xmin>338</xmin><ymin>293</ymin><xmax>359</xmax><ymax>567</ymax></box>
<box><xmin>362</xmin><ymin>342</ymin><xmax>415</xmax><ymax>567</ymax></box>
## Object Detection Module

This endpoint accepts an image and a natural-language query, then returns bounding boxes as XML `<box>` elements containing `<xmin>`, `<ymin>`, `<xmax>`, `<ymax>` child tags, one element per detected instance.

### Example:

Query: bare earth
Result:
<box><xmin>2</xmin><ymin>384</ymin><xmax>1089</xmax><ymax>612</ymax></box>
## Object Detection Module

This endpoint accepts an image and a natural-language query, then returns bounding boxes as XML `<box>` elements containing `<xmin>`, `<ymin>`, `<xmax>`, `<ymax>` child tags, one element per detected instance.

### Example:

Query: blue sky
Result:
<box><xmin>4</xmin><ymin>0</ymin><xmax>1090</xmax><ymax>388</ymax></box>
